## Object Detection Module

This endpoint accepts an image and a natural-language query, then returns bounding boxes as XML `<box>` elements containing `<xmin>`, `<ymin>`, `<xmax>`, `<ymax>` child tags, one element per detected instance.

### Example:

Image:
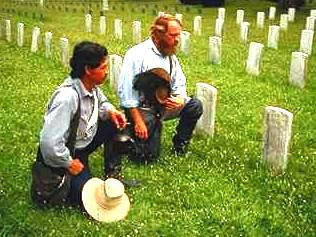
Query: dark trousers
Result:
<box><xmin>126</xmin><ymin>97</ymin><xmax>203</xmax><ymax>159</ymax></box>
<box><xmin>69</xmin><ymin>119</ymin><xmax>121</xmax><ymax>205</ymax></box>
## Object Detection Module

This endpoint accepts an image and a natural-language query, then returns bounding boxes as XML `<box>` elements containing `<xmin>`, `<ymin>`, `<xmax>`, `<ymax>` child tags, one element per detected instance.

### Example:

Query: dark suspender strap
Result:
<box><xmin>65</xmin><ymin>86</ymin><xmax>81</xmax><ymax>157</ymax></box>
<box><xmin>169</xmin><ymin>56</ymin><xmax>173</xmax><ymax>76</ymax></box>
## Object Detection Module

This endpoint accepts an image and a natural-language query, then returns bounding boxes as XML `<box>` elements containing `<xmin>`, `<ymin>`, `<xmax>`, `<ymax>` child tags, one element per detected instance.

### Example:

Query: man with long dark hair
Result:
<box><xmin>31</xmin><ymin>41</ymin><xmax>132</xmax><ymax>208</ymax></box>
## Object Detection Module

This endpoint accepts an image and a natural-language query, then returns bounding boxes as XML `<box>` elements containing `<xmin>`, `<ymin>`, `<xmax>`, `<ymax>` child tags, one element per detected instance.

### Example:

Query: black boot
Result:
<box><xmin>105</xmin><ymin>140</ymin><xmax>142</xmax><ymax>188</ymax></box>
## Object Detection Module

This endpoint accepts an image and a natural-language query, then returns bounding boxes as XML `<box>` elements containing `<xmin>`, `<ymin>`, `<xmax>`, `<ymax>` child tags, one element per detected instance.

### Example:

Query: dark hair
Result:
<box><xmin>69</xmin><ymin>41</ymin><xmax>108</xmax><ymax>79</ymax></box>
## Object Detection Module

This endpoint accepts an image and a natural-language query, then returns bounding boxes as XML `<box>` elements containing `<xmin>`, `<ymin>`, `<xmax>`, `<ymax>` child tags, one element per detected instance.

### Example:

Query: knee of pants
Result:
<box><xmin>182</xmin><ymin>98</ymin><xmax>203</xmax><ymax>119</ymax></box>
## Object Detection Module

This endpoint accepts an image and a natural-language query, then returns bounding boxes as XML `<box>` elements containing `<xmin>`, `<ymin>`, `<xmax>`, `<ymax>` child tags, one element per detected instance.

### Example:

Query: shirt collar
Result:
<box><xmin>72</xmin><ymin>78</ymin><xmax>94</xmax><ymax>98</ymax></box>
<box><xmin>147</xmin><ymin>38</ymin><xmax>164</xmax><ymax>58</ymax></box>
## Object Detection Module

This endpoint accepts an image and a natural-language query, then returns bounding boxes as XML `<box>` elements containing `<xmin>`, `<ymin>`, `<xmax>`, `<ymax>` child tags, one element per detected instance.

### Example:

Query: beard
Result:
<box><xmin>158</xmin><ymin>39</ymin><xmax>178</xmax><ymax>57</ymax></box>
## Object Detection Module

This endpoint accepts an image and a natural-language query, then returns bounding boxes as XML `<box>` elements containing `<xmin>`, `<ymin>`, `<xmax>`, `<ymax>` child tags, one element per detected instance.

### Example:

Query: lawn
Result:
<box><xmin>0</xmin><ymin>0</ymin><xmax>315</xmax><ymax>236</ymax></box>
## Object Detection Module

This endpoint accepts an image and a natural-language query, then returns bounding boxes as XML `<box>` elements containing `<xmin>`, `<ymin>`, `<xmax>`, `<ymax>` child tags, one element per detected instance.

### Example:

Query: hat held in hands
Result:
<box><xmin>82</xmin><ymin>178</ymin><xmax>130</xmax><ymax>222</ymax></box>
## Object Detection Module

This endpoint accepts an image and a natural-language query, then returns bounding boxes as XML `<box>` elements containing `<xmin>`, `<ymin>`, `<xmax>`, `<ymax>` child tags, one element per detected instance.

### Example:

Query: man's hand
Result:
<box><xmin>134</xmin><ymin>119</ymin><xmax>148</xmax><ymax>140</ymax></box>
<box><xmin>129</xmin><ymin>108</ymin><xmax>148</xmax><ymax>140</ymax></box>
<box><xmin>68</xmin><ymin>159</ymin><xmax>84</xmax><ymax>176</ymax></box>
<box><xmin>108</xmin><ymin>108</ymin><xmax>128</xmax><ymax>129</ymax></box>
<box><xmin>163</xmin><ymin>95</ymin><xmax>184</xmax><ymax>110</ymax></box>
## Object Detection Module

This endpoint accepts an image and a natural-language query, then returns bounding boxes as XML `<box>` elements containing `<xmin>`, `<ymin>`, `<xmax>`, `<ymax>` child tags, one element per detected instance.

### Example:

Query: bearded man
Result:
<box><xmin>118</xmin><ymin>14</ymin><xmax>203</xmax><ymax>161</ymax></box>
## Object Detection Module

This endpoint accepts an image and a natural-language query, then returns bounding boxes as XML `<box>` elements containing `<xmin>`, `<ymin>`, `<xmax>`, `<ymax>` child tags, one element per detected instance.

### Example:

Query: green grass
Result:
<box><xmin>0</xmin><ymin>0</ymin><xmax>316</xmax><ymax>236</ymax></box>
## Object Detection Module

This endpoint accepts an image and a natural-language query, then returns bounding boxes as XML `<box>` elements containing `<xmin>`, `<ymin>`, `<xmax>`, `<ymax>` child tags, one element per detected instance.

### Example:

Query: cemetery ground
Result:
<box><xmin>0</xmin><ymin>0</ymin><xmax>316</xmax><ymax>236</ymax></box>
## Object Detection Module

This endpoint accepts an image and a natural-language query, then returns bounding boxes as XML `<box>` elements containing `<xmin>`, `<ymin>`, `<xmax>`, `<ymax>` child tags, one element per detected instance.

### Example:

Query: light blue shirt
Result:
<box><xmin>39</xmin><ymin>77</ymin><xmax>114</xmax><ymax>168</ymax></box>
<box><xmin>118</xmin><ymin>38</ymin><xmax>188</xmax><ymax>108</ymax></box>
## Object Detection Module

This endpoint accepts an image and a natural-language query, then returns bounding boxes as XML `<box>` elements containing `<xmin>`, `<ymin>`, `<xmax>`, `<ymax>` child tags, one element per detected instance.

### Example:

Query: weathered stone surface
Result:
<box><xmin>236</xmin><ymin>9</ymin><xmax>244</xmax><ymax>25</ymax></box>
<box><xmin>240</xmin><ymin>21</ymin><xmax>250</xmax><ymax>42</ymax></box>
<box><xmin>31</xmin><ymin>27</ymin><xmax>40</xmax><ymax>53</ymax></box>
<box><xmin>246</xmin><ymin>42</ymin><xmax>264</xmax><ymax>76</ymax></box>
<box><xmin>45</xmin><ymin>32</ymin><xmax>53</xmax><ymax>58</ymax></box>
<box><xmin>263</xmin><ymin>106</ymin><xmax>293</xmax><ymax>175</ymax></box>
<box><xmin>289</xmin><ymin>52</ymin><xmax>308</xmax><ymax>88</ymax></box>
<box><xmin>109</xmin><ymin>54</ymin><xmax>123</xmax><ymax>92</ymax></box>
<box><xmin>299</xmin><ymin>29</ymin><xmax>314</xmax><ymax>55</ymax></box>
<box><xmin>193</xmin><ymin>16</ymin><xmax>202</xmax><ymax>36</ymax></box>
<box><xmin>60</xmin><ymin>37</ymin><xmax>69</xmax><ymax>67</ymax></box>
<box><xmin>85</xmin><ymin>14</ymin><xmax>92</xmax><ymax>33</ymax></box>
<box><xmin>195</xmin><ymin>83</ymin><xmax>218</xmax><ymax>137</ymax></box>
<box><xmin>267</xmin><ymin>25</ymin><xmax>280</xmax><ymax>49</ymax></box>
<box><xmin>209</xmin><ymin>36</ymin><xmax>221</xmax><ymax>64</ymax></box>
<box><xmin>17</xmin><ymin>22</ymin><xmax>24</xmax><ymax>47</ymax></box>
<box><xmin>257</xmin><ymin>12</ymin><xmax>265</xmax><ymax>28</ymax></box>
<box><xmin>180</xmin><ymin>31</ymin><xmax>190</xmax><ymax>55</ymax></box>
<box><xmin>215</xmin><ymin>18</ymin><xmax>224</xmax><ymax>37</ymax></box>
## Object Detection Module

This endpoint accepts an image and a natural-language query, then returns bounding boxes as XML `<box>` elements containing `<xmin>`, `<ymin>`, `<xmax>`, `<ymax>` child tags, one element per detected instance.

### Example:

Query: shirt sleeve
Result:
<box><xmin>171</xmin><ymin>56</ymin><xmax>188</xmax><ymax>98</ymax></box>
<box><xmin>118</xmin><ymin>49</ymin><xmax>142</xmax><ymax>108</ymax></box>
<box><xmin>97</xmin><ymin>88</ymin><xmax>115</xmax><ymax>120</ymax></box>
<box><xmin>39</xmin><ymin>87</ymin><xmax>78</xmax><ymax>169</ymax></box>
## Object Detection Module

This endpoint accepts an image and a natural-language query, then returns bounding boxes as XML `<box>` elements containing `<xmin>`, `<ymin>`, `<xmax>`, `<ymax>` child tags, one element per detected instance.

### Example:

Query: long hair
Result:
<box><xmin>69</xmin><ymin>41</ymin><xmax>108</xmax><ymax>79</ymax></box>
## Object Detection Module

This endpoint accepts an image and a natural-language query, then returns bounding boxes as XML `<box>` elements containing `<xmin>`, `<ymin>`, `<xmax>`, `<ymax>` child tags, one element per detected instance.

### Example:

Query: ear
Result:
<box><xmin>84</xmin><ymin>65</ymin><xmax>91</xmax><ymax>76</ymax></box>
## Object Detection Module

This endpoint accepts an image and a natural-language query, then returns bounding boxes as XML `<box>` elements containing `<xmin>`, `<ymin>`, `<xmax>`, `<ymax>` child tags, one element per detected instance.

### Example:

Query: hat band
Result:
<box><xmin>95</xmin><ymin>188</ymin><xmax>123</xmax><ymax>210</ymax></box>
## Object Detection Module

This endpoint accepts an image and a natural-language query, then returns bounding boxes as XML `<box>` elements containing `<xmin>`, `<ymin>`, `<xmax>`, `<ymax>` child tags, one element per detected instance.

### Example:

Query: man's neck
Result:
<box><xmin>80</xmin><ymin>76</ymin><xmax>94</xmax><ymax>92</ymax></box>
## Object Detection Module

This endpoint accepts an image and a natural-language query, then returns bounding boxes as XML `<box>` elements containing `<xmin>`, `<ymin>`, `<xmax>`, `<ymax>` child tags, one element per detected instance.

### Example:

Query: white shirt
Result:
<box><xmin>118</xmin><ymin>38</ymin><xmax>188</xmax><ymax>108</ymax></box>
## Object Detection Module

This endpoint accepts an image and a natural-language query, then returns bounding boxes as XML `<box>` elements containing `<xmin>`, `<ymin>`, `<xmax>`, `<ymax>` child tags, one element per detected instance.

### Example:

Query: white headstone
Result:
<box><xmin>114</xmin><ymin>19</ymin><xmax>122</xmax><ymax>40</ymax></box>
<box><xmin>39</xmin><ymin>0</ymin><xmax>44</xmax><ymax>7</ymax></box>
<box><xmin>240</xmin><ymin>21</ymin><xmax>250</xmax><ymax>42</ymax></box>
<box><xmin>175</xmin><ymin>13</ymin><xmax>183</xmax><ymax>23</ymax></box>
<box><xmin>263</xmin><ymin>106</ymin><xmax>293</xmax><ymax>174</ymax></box>
<box><xmin>280</xmin><ymin>14</ymin><xmax>289</xmax><ymax>30</ymax></box>
<box><xmin>218</xmin><ymin>8</ymin><xmax>225</xmax><ymax>20</ymax></box>
<box><xmin>17</xmin><ymin>22</ymin><xmax>24</xmax><ymax>47</ymax></box>
<box><xmin>158</xmin><ymin>11</ymin><xmax>165</xmax><ymax>17</ymax></box>
<box><xmin>215</xmin><ymin>18</ymin><xmax>224</xmax><ymax>37</ymax></box>
<box><xmin>45</xmin><ymin>32</ymin><xmax>53</xmax><ymax>58</ymax></box>
<box><xmin>195</xmin><ymin>83</ymin><xmax>218</xmax><ymax>137</ymax></box>
<box><xmin>102</xmin><ymin>0</ymin><xmax>109</xmax><ymax>11</ymax></box>
<box><xmin>209</xmin><ymin>36</ymin><xmax>221</xmax><ymax>64</ymax></box>
<box><xmin>288</xmin><ymin>8</ymin><xmax>295</xmax><ymax>22</ymax></box>
<box><xmin>109</xmin><ymin>54</ymin><xmax>123</xmax><ymax>92</ymax></box>
<box><xmin>257</xmin><ymin>12</ymin><xmax>265</xmax><ymax>28</ymax></box>
<box><xmin>193</xmin><ymin>16</ymin><xmax>202</xmax><ymax>36</ymax></box>
<box><xmin>85</xmin><ymin>14</ymin><xmax>92</xmax><ymax>33</ymax></box>
<box><xmin>269</xmin><ymin>6</ymin><xmax>276</xmax><ymax>20</ymax></box>
<box><xmin>31</xmin><ymin>27</ymin><xmax>40</xmax><ymax>53</ymax></box>
<box><xmin>180</xmin><ymin>31</ymin><xmax>190</xmax><ymax>55</ymax></box>
<box><xmin>5</xmin><ymin>19</ymin><xmax>11</xmax><ymax>42</ymax></box>
<box><xmin>236</xmin><ymin>9</ymin><xmax>244</xmax><ymax>25</ymax></box>
<box><xmin>305</xmin><ymin>16</ymin><xmax>316</xmax><ymax>31</ymax></box>
<box><xmin>60</xmin><ymin>37</ymin><xmax>69</xmax><ymax>67</ymax></box>
<box><xmin>132</xmin><ymin>21</ymin><xmax>141</xmax><ymax>44</ymax></box>
<box><xmin>299</xmin><ymin>29</ymin><xmax>314</xmax><ymax>55</ymax></box>
<box><xmin>246</xmin><ymin>42</ymin><xmax>264</xmax><ymax>76</ymax></box>
<box><xmin>99</xmin><ymin>16</ymin><xmax>106</xmax><ymax>35</ymax></box>
<box><xmin>267</xmin><ymin>25</ymin><xmax>280</xmax><ymax>49</ymax></box>
<box><xmin>310</xmin><ymin>9</ymin><xmax>316</xmax><ymax>17</ymax></box>
<box><xmin>289</xmin><ymin>52</ymin><xmax>308</xmax><ymax>88</ymax></box>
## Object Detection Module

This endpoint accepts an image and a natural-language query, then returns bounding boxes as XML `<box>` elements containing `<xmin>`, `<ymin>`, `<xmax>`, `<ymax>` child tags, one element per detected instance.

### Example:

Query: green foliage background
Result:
<box><xmin>0</xmin><ymin>0</ymin><xmax>315</xmax><ymax>236</ymax></box>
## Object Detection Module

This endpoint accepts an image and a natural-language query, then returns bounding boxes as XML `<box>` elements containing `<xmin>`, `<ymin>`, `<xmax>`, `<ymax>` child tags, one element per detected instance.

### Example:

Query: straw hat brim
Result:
<box><xmin>82</xmin><ymin>178</ymin><xmax>130</xmax><ymax>223</ymax></box>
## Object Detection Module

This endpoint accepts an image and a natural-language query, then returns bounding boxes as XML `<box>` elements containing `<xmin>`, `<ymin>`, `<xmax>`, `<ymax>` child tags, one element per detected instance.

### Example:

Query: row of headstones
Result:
<box><xmin>83</xmin><ymin>7</ymin><xmax>315</xmax><ymax>89</ymax></box>
<box><xmin>107</xmin><ymin>55</ymin><xmax>293</xmax><ymax>175</ymax></box>
<box><xmin>195</xmin><ymin>83</ymin><xmax>292</xmax><ymax>175</ymax></box>
<box><xmin>0</xmin><ymin>17</ymin><xmax>300</xmax><ymax>176</ymax></box>
<box><xmin>1</xmin><ymin>20</ymin><xmax>70</xmax><ymax>66</ymax></box>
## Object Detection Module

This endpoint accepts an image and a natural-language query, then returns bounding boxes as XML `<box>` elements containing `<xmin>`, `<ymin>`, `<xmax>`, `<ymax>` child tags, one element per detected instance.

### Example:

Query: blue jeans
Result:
<box><xmin>69</xmin><ymin>119</ymin><xmax>121</xmax><ymax>206</ymax></box>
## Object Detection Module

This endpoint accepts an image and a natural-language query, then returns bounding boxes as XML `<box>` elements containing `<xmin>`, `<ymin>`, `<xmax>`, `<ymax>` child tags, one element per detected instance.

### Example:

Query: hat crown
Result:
<box><xmin>104</xmin><ymin>178</ymin><xmax>124</xmax><ymax>198</ymax></box>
